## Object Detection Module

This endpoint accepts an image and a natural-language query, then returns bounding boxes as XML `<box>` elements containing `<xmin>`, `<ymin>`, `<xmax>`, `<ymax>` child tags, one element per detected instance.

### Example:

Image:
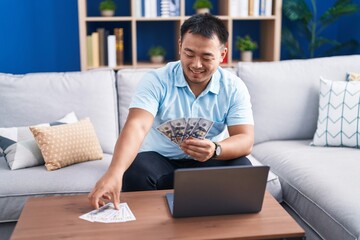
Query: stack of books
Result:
<box><xmin>230</xmin><ymin>0</ymin><xmax>273</xmax><ymax>17</ymax></box>
<box><xmin>86</xmin><ymin>28</ymin><xmax>124</xmax><ymax>68</ymax></box>
<box><xmin>136</xmin><ymin>0</ymin><xmax>180</xmax><ymax>17</ymax></box>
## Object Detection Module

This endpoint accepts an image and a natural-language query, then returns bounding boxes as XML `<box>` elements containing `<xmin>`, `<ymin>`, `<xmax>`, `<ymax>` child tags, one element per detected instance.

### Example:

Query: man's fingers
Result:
<box><xmin>102</xmin><ymin>193</ymin><xmax>111</xmax><ymax>200</ymax></box>
<box><xmin>113</xmin><ymin>192</ymin><xmax>121</xmax><ymax>210</ymax></box>
<box><xmin>88</xmin><ymin>189</ymin><xmax>107</xmax><ymax>209</ymax></box>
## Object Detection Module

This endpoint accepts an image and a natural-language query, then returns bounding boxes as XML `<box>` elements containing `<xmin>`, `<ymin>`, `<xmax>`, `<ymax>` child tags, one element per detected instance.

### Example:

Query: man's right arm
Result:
<box><xmin>88</xmin><ymin>108</ymin><xmax>154</xmax><ymax>209</ymax></box>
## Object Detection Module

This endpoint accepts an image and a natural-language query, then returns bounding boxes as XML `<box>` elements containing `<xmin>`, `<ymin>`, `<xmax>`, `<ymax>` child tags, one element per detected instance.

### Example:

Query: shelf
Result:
<box><xmin>78</xmin><ymin>0</ymin><xmax>282</xmax><ymax>70</ymax></box>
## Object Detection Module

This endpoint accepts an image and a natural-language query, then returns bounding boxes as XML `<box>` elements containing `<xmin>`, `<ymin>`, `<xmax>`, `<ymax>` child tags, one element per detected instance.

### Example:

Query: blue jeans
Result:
<box><xmin>122</xmin><ymin>151</ymin><xmax>252</xmax><ymax>191</ymax></box>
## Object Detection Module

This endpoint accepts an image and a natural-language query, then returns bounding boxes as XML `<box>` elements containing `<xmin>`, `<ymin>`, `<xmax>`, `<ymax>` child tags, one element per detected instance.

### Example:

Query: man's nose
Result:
<box><xmin>192</xmin><ymin>57</ymin><xmax>202</xmax><ymax>68</ymax></box>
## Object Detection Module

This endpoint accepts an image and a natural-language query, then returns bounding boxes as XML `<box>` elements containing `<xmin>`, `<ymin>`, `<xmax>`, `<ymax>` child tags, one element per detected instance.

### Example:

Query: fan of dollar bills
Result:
<box><xmin>156</xmin><ymin>118</ymin><xmax>214</xmax><ymax>146</ymax></box>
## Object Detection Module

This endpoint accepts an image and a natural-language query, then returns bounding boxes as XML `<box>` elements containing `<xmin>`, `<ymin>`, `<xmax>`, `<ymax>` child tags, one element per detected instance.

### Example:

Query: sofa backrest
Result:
<box><xmin>0</xmin><ymin>69</ymin><xmax>118</xmax><ymax>154</ymax></box>
<box><xmin>116</xmin><ymin>68</ymin><xmax>152</xmax><ymax>131</ymax></box>
<box><xmin>237</xmin><ymin>55</ymin><xmax>360</xmax><ymax>144</ymax></box>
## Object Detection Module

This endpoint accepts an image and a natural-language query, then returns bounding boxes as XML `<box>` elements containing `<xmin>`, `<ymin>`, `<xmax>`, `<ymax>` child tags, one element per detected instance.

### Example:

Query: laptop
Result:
<box><xmin>165</xmin><ymin>165</ymin><xmax>270</xmax><ymax>218</ymax></box>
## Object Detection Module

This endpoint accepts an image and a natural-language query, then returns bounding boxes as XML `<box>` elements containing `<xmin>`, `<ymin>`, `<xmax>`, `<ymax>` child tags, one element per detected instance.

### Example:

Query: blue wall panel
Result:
<box><xmin>0</xmin><ymin>0</ymin><xmax>80</xmax><ymax>74</ymax></box>
<box><xmin>0</xmin><ymin>0</ymin><xmax>359</xmax><ymax>74</ymax></box>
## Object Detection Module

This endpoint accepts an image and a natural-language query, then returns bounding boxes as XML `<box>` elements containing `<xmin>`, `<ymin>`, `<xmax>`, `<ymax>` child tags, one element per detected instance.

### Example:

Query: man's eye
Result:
<box><xmin>186</xmin><ymin>54</ymin><xmax>194</xmax><ymax>58</ymax></box>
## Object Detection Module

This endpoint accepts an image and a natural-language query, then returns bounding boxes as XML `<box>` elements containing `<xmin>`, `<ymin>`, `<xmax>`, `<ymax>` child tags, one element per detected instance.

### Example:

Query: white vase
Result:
<box><xmin>196</xmin><ymin>8</ymin><xmax>210</xmax><ymax>14</ymax></box>
<box><xmin>151</xmin><ymin>56</ymin><xmax>164</xmax><ymax>64</ymax></box>
<box><xmin>241</xmin><ymin>51</ymin><xmax>253</xmax><ymax>62</ymax></box>
<box><xmin>101</xmin><ymin>10</ymin><xmax>114</xmax><ymax>17</ymax></box>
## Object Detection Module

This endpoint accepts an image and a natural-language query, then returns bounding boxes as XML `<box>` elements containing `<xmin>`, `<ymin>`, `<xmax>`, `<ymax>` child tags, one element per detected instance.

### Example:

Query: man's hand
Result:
<box><xmin>180</xmin><ymin>138</ymin><xmax>215</xmax><ymax>162</ymax></box>
<box><xmin>88</xmin><ymin>171</ymin><xmax>122</xmax><ymax>210</ymax></box>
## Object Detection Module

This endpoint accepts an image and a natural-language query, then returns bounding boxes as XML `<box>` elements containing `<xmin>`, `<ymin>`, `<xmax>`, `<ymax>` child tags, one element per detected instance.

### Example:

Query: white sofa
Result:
<box><xmin>1</xmin><ymin>55</ymin><xmax>360</xmax><ymax>240</ymax></box>
<box><xmin>237</xmin><ymin>55</ymin><xmax>360</xmax><ymax>240</ymax></box>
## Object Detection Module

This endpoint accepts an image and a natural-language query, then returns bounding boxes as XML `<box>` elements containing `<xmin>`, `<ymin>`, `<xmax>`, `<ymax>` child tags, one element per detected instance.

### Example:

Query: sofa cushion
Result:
<box><xmin>0</xmin><ymin>154</ymin><xmax>112</xmax><ymax>223</ymax></box>
<box><xmin>252</xmin><ymin>140</ymin><xmax>360</xmax><ymax>240</ymax></box>
<box><xmin>116</xmin><ymin>68</ymin><xmax>152</xmax><ymax>131</ymax></box>
<box><xmin>30</xmin><ymin>118</ymin><xmax>103</xmax><ymax>171</ymax></box>
<box><xmin>237</xmin><ymin>55</ymin><xmax>360</xmax><ymax>144</ymax></box>
<box><xmin>0</xmin><ymin>69</ymin><xmax>118</xmax><ymax>154</ymax></box>
<box><xmin>312</xmin><ymin>78</ymin><xmax>360</xmax><ymax>148</ymax></box>
<box><xmin>0</xmin><ymin>112</ymin><xmax>78</xmax><ymax>170</ymax></box>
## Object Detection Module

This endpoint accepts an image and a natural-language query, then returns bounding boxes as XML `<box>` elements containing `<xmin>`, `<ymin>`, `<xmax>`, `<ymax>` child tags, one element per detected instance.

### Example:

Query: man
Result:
<box><xmin>89</xmin><ymin>14</ymin><xmax>254</xmax><ymax>209</ymax></box>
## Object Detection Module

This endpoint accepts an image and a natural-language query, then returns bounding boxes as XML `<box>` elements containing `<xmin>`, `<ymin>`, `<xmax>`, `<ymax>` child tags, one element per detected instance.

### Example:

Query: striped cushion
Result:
<box><xmin>312</xmin><ymin>78</ymin><xmax>360</xmax><ymax>148</ymax></box>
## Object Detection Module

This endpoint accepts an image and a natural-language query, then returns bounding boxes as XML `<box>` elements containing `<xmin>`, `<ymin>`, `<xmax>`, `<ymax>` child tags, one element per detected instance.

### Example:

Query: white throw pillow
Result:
<box><xmin>0</xmin><ymin>112</ymin><xmax>78</xmax><ymax>170</ymax></box>
<box><xmin>312</xmin><ymin>78</ymin><xmax>360</xmax><ymax>148</ymax></box>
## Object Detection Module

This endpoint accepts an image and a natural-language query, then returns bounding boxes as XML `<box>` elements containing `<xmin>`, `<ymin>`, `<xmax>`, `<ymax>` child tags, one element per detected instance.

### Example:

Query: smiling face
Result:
<box><xmin>179</xmin><ymin>31</ymin><xmax>227</xmax><ymax>95</ymax></box>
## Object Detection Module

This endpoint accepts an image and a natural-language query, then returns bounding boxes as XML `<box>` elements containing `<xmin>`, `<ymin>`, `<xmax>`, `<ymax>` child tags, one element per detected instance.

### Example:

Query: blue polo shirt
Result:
<box><xmin>129</xmin><ymin>61</ymin><xmax>253</xmax><ymax>159</ymax></box>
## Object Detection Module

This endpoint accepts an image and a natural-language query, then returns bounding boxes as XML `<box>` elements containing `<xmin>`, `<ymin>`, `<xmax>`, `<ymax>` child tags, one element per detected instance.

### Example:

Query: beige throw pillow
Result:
<box><xmin>30</xmin><ymin>118</ymin><xmax>103</xmax><ymax>171</ymax></box>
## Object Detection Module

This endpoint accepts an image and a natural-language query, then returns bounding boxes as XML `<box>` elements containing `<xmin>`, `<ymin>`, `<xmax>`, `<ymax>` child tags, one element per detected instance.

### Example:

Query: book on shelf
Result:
<box><xmin>259</xmin><ymin>0</ymin><xmax>272</xmax><ymax>16</ymax></box>
<box><xmin>249</xmin><ymin>0</ymin><xmax>260</xmax><ymax>16</ymax></box>
<box><xmin>86</xmin><ymin>35</ymin><xmax>93</xmax><ymax>67</ymax></box>
<box><xmin>107</xmin><ymin>35</ymin><xmax>116</xmax><ymax>68</ymax></box>
<box><xmin>114</xmin><ymin>28</ymin><xmax>124</xmax><ymax>66</ymax></box>
<box><xmin>160</xmin><ymin>0</ymin><xmax>170</xmax><ymax>17</ymax></box>
<box><xmin>104</xmin><ymin>30</ymin><xmax>109</xmax><ymax>66</ymax></box>
<box><xmin>97</xmin><ymin>28</ymin><xmax>105</xmax><ymax>66</ymax></box>
<box><xmin>136</xmin><ymin>0</ymin><xmax>142</xmax><ymax>17</ymax></box>
<box><xmin>144</xmin><ymin>0</ymin><xmax>157</xmax><ymax>17</ymax></box>
<box><xmin>239</xmin><ymin>0</ymin><xmax>249</xmax><ymax>16</ymax></box>
<box><xmin>264</xmin><ymin>0</ymin><xmax>272</xmax><ymax>16</ymax></box>
<box><xmin>230</xmin><ymin>0</ymin><xmax>249</xmax><ymax>17</ymax></box>
<box><xmin>169</xmin><ymin>0</ymin><xmax>180</xmax><ymax>16</ymax></box>
<box><xmin>91</xmin><ymin>32</ymin><xmax>100</xmax><ymax>68</ymax></box>
<box><xmin>138</xmin><ymin>0</ymin><xmax>179</xmax><ymax>17</ymax></box>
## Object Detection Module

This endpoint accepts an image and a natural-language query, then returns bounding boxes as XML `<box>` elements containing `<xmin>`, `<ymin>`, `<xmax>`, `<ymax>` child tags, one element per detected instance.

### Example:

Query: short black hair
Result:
<box><xmin>180</xmin><ymin>13</ymin><xmax>228</xmax><ymax>46</ymax></box>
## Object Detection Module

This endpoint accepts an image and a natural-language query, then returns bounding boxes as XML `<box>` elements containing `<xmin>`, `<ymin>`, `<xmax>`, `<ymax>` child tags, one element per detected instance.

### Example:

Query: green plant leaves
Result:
<box><xmin>282</xmin><ymin>0</ymin><xmax>359</xmax><ymax>59</ymax></box>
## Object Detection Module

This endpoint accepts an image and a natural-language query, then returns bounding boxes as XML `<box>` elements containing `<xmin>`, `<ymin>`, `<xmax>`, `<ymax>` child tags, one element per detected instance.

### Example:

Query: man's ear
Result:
<box><xmin>178</xmin><ymin>38</ymin><xmax>182</xmax><ymax>54</ymax></box>
<box><xmin>220</xmin><ymin>47</ymin><xmax>228</xmax><ymax>62</ymax></box>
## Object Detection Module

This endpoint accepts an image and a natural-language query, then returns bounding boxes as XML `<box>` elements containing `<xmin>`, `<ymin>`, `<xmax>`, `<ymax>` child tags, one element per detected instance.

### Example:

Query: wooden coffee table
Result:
<box><xmin>12</xmin><ymin>190</ymin><xmax>304</xmax><ymax>239</ymax></box>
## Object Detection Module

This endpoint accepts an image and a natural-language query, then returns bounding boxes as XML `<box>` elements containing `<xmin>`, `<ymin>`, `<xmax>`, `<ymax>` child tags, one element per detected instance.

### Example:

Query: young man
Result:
<box><xmin>88</xmin><ymin>14</ymin><xmax>254</xmax><ymax>209</ymax></box>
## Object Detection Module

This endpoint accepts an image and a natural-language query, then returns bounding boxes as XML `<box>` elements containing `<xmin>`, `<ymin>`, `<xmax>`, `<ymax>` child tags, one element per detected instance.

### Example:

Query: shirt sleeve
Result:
<box><xmin>129</xmin><ymin>71</ymin><xmax>164</xmax><ymax>117</ymax></box>
<box><xmin>226</xmin><ymin>77</ymin><xmax>254</xmax><ymax>126</ymax></box>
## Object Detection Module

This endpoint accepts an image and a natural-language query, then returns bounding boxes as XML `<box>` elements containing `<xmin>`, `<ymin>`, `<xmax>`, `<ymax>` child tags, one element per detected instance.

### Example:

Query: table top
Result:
<box><xmin>12</xmin><ymin>190</ymin><xmax>304</xmax><ymax>240</ymax></box>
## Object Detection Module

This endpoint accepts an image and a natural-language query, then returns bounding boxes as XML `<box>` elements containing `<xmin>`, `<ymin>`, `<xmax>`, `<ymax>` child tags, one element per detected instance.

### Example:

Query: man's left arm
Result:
<box><xmin>214</xmin><ymin>124</ymin><xmax>254</xmax><ymax>160</ymax></box>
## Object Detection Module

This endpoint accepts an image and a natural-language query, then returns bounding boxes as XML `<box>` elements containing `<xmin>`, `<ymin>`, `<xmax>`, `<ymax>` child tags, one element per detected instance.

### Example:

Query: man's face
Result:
<box><xmin>179</xmin><ymin>32</ymin><xmax>227</xmax><ymax>88</ymax></box>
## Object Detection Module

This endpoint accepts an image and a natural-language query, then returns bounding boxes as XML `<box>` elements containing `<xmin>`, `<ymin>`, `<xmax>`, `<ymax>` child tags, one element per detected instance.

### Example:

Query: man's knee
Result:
<box><xmin>122</xmin><ymin>152</ymin><xmax>173</xmax><ymax>191</ymax></box>
<box><xmin>122</xmin><ymin>154</ymin><xmax>155</xmax><ymax>191</ymax></box>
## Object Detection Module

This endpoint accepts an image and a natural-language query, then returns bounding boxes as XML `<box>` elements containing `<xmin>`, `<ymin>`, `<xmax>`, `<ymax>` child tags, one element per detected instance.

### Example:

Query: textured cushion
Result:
<box><xmin>0</xmin><ymin>112</ymin><xmax>78</xmax><ymax>170</ymax></box>
<box><xmin>347</xmin><ymin>72</ymin><xmax>360</xmax><ymax>81</ymax></box>
<box><xmin>252</xmin><ymin>140</ymin><xmax>360</xmax><ymax>240</ymax></box>
<box><xmin>312</xmin><ymin>78</ymin><xmax>360</xmax><ymax>148</ymax></box>
<box><xmin>237</xmin><ymin>55</ymin><xmax>360</xmax><ymax>144</ymax></box>
<box><xmin>30</xmin><ymin>118</ymin><xmax>103</xmax><ymax>171</ymax></box>
<box><xmin>0</xmin><ymin>69</ymin><xmax>118</xmax><ymax>154</ymax></box>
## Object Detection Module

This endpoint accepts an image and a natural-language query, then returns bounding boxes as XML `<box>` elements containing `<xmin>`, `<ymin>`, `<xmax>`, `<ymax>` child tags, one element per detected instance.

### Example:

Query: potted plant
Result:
<box><xmin>99</xmin><ymin>0</ymin><xmax>116</xmax><ymax>17</ymax></box>
<box><xmin>235</xmin><ymin>35</ymin><xmax>258</xmax><ymax>62</ymax></box>
<box><xmin>148</xmin><ymin>46</ymin><xmax>166</xmax><ymax>64</ymax></box>
<box><xmin>193</xmin><ymin>0</ymin><xmax>213</xmax><ymax>14</ymax></box>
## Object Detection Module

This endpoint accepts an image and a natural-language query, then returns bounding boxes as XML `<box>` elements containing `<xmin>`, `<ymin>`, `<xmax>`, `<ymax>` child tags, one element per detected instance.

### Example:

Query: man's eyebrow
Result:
<box><xmin>184</xmin><ymin>48</ymin><xmax>214</xmax><ymax>57</ymax></box>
